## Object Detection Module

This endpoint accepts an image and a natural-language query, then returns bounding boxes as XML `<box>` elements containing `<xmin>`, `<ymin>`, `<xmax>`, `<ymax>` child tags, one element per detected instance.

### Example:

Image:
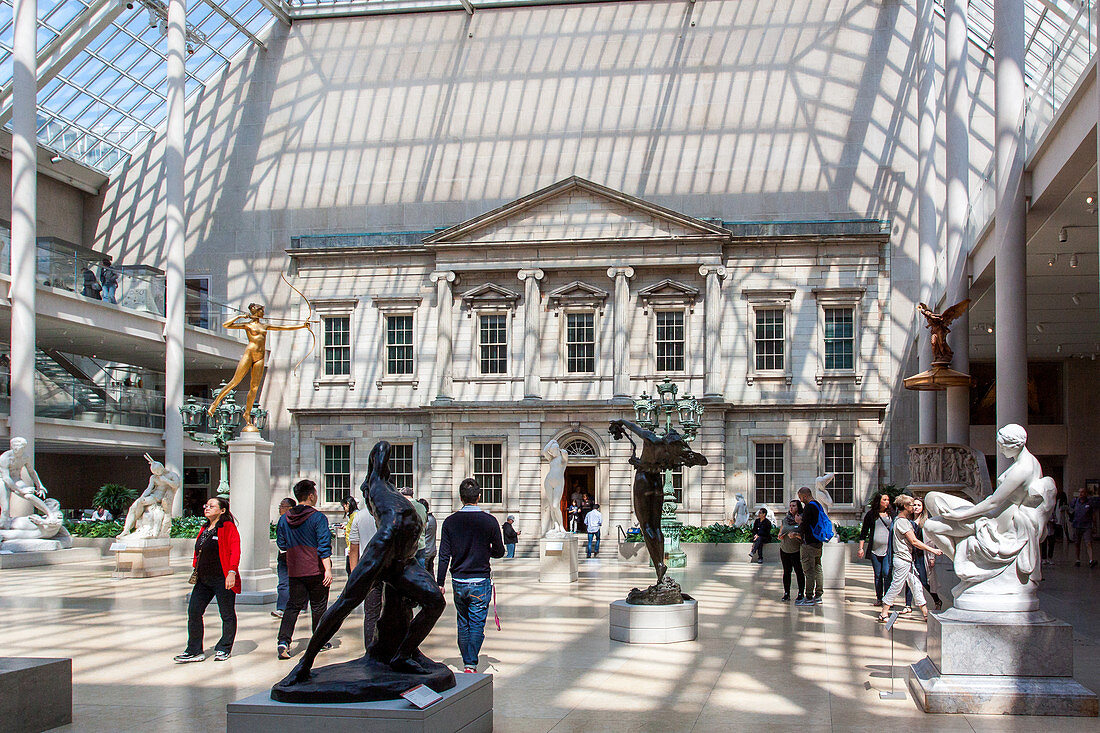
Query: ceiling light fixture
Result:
<box><xmin>1057</xmin><ymin>344</ymin><xmax>1063</xmax><ymax>353</ymax></box>
<box><xmin>1059</xmin><ymin>227</ymin><xmax>1068</xmax><ymax>242</ymax></box>
<box><xmin>1087</xmin><ymin>193</ymin><xmax>1098</xmax><ymax>213</ymax></box>
<box><xmin>1073</xmin><ymin>293</ymin><xmax>1082</xmax><ymax>305</ymax></box>
<box><xmin>50</xmin><ymin>154</ymin><xmax>61</xmax><ymax>164</ymax></box>
<box><xmin>1070</xmin><ymin>253</ymin><xmax>1079</xmax><ymax>268</ymax></box>
<box><xmin>1048</xmin><ymin>255</ymin><xmax>1057</xmax><ymax>267</ymax></box>
<box><xmin>1036</xmin><ymin>323</ymin><xmax>1045</xmax><ymax>333</ymax></box>
<box><xmin>986</xmin><ymin>324</ymin><xmax>994</xmax><ymax>334</ymax></box>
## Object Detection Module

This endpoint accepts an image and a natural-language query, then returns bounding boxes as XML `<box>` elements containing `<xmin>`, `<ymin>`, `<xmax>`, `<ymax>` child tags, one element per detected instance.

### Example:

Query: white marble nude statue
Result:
<box><xmin>541</xmin><ymin>440</ymin><xmax>569</xmax><ymax>537</ymax></box>
<box><xmin>118</xmin><ymin>454</ymin><xmax>182</xmax><ymax>540</ymax></box>
<box><xmin>922</xmin><ymin>424</ymin><xmax>1055</xmax><ymax>612</ymax></box>
<box><xmin>0</xmin><ymin>437</ymin><xmax>63</xmax><ymax>541</ymax></box>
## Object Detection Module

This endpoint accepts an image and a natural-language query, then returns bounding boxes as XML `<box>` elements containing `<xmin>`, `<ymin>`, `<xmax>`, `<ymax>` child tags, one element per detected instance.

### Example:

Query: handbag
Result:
<box><xmin>188</xmin><ymin>568</ymin><xmax>198</xmax><ymax>584</ymax></box>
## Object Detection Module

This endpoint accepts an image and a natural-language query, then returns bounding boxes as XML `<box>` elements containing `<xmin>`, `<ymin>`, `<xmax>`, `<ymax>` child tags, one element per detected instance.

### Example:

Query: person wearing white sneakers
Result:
<box><xmin>174</xmin><ymin>497</ymin><xmax>241</xmax><ymax>663</ymax></box>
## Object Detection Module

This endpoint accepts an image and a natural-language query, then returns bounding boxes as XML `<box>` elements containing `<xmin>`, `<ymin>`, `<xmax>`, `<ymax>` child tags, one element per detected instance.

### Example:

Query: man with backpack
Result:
<box><xmin>794</xmin><ymin>485</ymin><xmax>832</xmax><ymax>606</ymax></box>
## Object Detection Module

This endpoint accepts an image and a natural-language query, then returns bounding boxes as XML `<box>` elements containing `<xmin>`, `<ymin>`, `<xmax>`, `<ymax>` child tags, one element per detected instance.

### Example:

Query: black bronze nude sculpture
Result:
<box><xmin>609</xmin><ymin>419</ymin><xmax>707</xmax><ymax>605</ymax></box>
<box><xmin>272</xmin><ymin>440</ymin><xmax>453</xmax><ymax>703</ymax></box>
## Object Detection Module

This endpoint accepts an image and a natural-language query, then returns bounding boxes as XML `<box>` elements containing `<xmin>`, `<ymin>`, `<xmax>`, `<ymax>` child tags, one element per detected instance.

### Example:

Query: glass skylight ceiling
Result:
<box><xmin>0</xmin><ymin>0</ymin><xmax>274</xmax><ymax>173</ymax></box>
<box><xmin>0</xmin><ymin>0</ymin><xmax>1095</xmax><ymax>178</ymax></box>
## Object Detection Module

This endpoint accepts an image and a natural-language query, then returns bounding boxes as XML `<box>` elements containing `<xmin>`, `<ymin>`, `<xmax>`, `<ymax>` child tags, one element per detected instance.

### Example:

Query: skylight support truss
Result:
<box><xmin>200</xmin><ymin>0</ymin><xmax>266</xmax><ymax>49</ymax></box>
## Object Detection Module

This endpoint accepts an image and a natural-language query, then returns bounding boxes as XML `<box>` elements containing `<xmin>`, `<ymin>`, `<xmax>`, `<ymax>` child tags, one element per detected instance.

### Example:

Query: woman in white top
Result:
<box><xmin>879</xmin><ymin>494</ymin><xmax>942</xmax><ymax>623</ymax></box>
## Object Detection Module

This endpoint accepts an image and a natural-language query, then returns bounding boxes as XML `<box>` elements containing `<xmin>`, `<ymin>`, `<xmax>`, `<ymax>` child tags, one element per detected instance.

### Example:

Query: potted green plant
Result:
<box><xmin>92</xmin><ymin>483</ymin><xmax>138</xmax><ymax>518</ymax></box>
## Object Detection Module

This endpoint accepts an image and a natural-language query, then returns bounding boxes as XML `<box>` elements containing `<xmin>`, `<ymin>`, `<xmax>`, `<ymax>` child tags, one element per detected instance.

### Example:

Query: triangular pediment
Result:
<box><xmin>459</xmin><ymin>283</ymin><xmax>520</xmax><ymax>310</ymax></box>
<box><xmin>638</xmin><ymin>279</ymin><xmax>700</xmax><ymax>310</ymax></box>
<box><xmin>546</xmin><ymin>281</ymin><xmax>609</xmax><ymax>308</ymax></box>
<box><xmin>424</xmin><ymin>177</ymin><xmax>729</xmax><ymax>246</ymax></box>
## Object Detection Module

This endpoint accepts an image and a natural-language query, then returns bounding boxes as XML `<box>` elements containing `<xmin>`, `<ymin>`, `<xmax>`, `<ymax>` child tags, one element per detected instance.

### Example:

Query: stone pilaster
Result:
<box><xmin>607</xmin><ymin>266</ymin><xmax>635</xmax><ymax>399</ymax></box>
<box><xmin>430</xmin><ymin>271</ymin><xmax>456</xmax><ymax>402</ymax></box>
<box><xmin>699</xmin><ymin>265</ymin><xmax>727</xmax><ymax>398</ymax></box>
<box><xmin>517</xmin><ymin>269</ymin><xmax>545</xmax><ymax>399</ymax></box>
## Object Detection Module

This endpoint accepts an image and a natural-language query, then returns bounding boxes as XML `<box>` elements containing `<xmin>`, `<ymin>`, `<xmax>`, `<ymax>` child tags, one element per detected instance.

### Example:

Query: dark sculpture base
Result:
<box><xmin>271</xmin><ymin>653</ymin><xmax>455</xmax><ymax>704</ymax></box>
<box><xmin>626</xmin><ymin>577</ymin><xmax>688</xmax><ymax>605</ymax></box>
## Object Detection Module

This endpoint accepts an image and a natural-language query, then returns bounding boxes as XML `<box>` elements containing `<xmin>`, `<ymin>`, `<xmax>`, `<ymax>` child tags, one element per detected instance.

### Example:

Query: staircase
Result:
<box><xmin>34</xmin><ymin>350</ymin><xmax>110</xmax><ymax>419</ymax></box>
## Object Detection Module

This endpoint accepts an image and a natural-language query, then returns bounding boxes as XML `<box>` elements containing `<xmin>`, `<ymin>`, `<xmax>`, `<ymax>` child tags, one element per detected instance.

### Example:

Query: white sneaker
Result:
<box><xmin>173</xmin><ymin>652</ymin><xmax>205</xmax><ymax>663</ymax></box>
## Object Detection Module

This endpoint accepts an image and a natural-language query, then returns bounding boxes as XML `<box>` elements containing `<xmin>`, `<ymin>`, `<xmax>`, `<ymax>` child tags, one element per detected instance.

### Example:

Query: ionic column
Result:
<box><xmin>517</xmin><ymin>269</ymin><xmax>545</xmax><ymax>399</ymax></box>
<box><xmin>9</xmin><ymin>0</ymin><xmax>37</xmax><ymax>485</ymax></box>
<box><xmin>994</xmin><ymin>0</ymin><xmax>1027</xmax><ymax>470</ymax></box>
<box><xmin>607</xmin><ymin>266</ymin><xmax>635</xmax><ymax>399</ymax></box>
<box><xmin>164</xmin><ymin>0</ymin><xmax>186</xmax><ymax>515</ymax></box>
<box><xmin>430</xmin><ymin>271</ymin><xmax>456</xmax><ymax>402</ymax></box>
<box><xmin>698</xmin><ymin>265</ymin><xmax>727</xmax><ymax>398</ymax></box>
<box><xmin>944</xmin><ymin>0</ymin><xmax>970</xmax><ymax>447</ymax></box>
<box><xmin>916</xmin><ymin>0</ymin><xmax>938</xmax><ymax>444</ymax></box>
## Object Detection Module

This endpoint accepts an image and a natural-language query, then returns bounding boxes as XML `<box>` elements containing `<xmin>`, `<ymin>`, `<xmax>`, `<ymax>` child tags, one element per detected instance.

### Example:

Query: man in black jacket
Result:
<box><xmin>436</xmin><ymin>478</ymin><xmax>505</xmax><ymax>673</ymax></box>
<box><xmin>502</xmin><ymin>515</ymin><xmax>520</xmax><ymax>558</ymax></box>
<box><xmin>795</xmin><ymin>486</ymin><xmax>824</xmax><ymax>605</ymax></box>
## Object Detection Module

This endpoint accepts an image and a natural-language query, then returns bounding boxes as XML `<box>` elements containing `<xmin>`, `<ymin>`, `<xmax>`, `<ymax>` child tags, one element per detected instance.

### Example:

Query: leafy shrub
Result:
<box><xmin>623</xmin><ymin>522</ymin><xmax>859</xmax><ymax>543</ymax></box>
<box><xmin>92</xmin><ymin>484</ymin><xmax>137</xmax><ymax>517</ymax></box>
<box><xmin>63</xmin><ymin>519</ymin><xmax>123</xmax><ymax>538</ymax></box>
<box><xmin>170</xmin><ymin>516</ymin><xmax>207</xmax><ymax>538</ymax></box>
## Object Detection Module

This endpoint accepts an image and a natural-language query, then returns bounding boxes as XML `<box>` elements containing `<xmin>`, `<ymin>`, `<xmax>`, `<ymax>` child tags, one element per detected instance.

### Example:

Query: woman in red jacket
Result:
<box><xmin>174</xmin><ymin>497</ymin><xmax>241</xmax><ymax>663</ymax></box>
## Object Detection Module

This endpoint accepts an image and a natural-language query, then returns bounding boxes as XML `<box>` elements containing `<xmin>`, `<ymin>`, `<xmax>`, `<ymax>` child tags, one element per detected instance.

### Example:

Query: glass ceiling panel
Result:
<box><xmin>0</xmin><ymin>0</ymin><xmax>275</xmax><ymax>174</ymax></box>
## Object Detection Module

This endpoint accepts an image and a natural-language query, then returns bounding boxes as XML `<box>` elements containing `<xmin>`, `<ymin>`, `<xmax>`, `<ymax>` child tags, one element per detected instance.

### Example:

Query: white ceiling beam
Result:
<box><xmin>256</xmin><ymin>0</ymin><xmax>293</xmax><ymax>26</ymax></box>
<box><xmin>0</xmin><ymin>0</ymin><xmax>128</xmax><ymax>128</ymax></box>
<box><xmin>200</xmin><ymin>0</ymin><xmax>266</xmax><ymax>49</ymax></box>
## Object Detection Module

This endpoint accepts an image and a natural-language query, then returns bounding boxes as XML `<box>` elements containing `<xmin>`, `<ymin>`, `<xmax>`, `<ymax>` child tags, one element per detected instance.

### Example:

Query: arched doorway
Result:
<box><xmin>560</xmin><ymin>437</ymin><xmax>598</xmax><ymax>533</ymax></box>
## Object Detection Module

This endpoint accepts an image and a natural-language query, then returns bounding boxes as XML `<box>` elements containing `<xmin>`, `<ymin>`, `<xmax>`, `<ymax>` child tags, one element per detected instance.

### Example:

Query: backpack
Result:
<box><xmin>811</xmin><ymin>501</ymin><xmax>835</xmax><ymax>543</ymax></box>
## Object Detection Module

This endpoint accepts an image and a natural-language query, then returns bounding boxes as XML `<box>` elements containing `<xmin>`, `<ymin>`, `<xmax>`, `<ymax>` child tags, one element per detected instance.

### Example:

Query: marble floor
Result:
<box><xmin>1</xmin><ymin>550</ymin><xmax>1098</xmax><ymax>732</ymax></box>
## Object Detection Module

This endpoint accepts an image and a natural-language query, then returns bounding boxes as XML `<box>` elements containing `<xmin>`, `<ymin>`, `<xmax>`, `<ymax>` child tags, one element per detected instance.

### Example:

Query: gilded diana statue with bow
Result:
<box><xmin>208</xmin><ymin>279</ymin><xmax>314</xmax><ymax>431</ymax></box>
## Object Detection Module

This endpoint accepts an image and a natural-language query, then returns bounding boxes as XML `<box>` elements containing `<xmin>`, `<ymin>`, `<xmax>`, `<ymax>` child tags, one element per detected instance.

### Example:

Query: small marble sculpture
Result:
<box><xmin>274</xmin><ymin>441</ymin><xmax>451</xmax><ymax>703</ymax></box>
<box><xmin>117</xmin><ymin>454</ymin><xmax>181</xmax><ymax>541</ymax></box>
<box><xmin>813</xmin><ymin>472</ymin><xmax>835</xmax><ymax>513</ymax></box>
<box><xmin>917</xmin><ymin>299</ymin><xmax>970</xmax><ymax>367</ymax></box>
<box><xmin>609</xmin><ymin>419</ymin><xmax>707</xmax><ymax>605</ymax></box>
<box><xmin>923</xmin><ymin>424</ymin><xmax>1055</xmax><ymax>612</ymax></box>
<box><xmin>541</xmin><ymin>439</ymin><xmax>570</xmax><ymax>537</ymax></box>
<box><xmin>732</xmin><ymin>493</ymin><xmax>749</xmax><ymax>526</ymax></box>
<box><xmin>0</xmin><ymin>437</ymin><xmax>65</xmax><ymax>547</ymax></box>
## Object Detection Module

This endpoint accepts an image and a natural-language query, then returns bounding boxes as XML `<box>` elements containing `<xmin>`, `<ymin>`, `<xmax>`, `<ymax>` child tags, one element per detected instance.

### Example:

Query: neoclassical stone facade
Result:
<box><xmin>288</xmin><ymin>177</ymin><xmax>889</xmax><ymax>532</ymax></box>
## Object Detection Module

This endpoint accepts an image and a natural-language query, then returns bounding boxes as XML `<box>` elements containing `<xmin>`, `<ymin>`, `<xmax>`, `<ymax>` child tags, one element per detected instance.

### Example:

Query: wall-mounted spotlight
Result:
<box><xmin>50</xmin><ymin>154</ymin><xmax>62</xmax><ymax>164</ymax></box>
<box><xmin>1036</xmin><ymin>323</ymin><xmax>1045</xmax><ymax>333</ymax></box>
<box><xmin>1070</xmin><ymin>253</ymin><xmax>1079</xmax><ymax>268</ymax></box>
<box><xmin>1073</xmin><ymin>293</ymin><xmax>1082</xmax><ymax>305</ymax></box>
<box><xmin>1059</xmin><ymin>227</ymin><xmax>1068</xmax><ymax>242</ymax></box>
<box><xmin>1087</xmin><ymin>192</ymin><xmax>1098</xmax><ymax>213</ymax></box>
<box><xmin>1048</xmin><ymin>255</ymin><xmax>1058</xmax><ymax>267</ymax></box>
<box><xmin>986</xmin><ymin>323</ymin><xmax>994</xmax><ymax>334</ymax></box>
<box><xmin>1057</xmin><ymin>344</ymin><xmax>1063</xmax><ymax>353</ymax></box>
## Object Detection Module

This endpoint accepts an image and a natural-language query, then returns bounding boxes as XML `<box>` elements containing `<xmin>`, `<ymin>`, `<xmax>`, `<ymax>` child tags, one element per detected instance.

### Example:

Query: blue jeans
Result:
<box><xmin>102</xmin><ymin>282</ymin><xmax>117</xmax><ymax>304</ymax></box>
<box><xmin>587</xmin><ymin>531</ymin><xmax>601</xmax><ymax>556</ymax></box>
<box><xmin>869</xmin><ymin>553</ymin><xmax>889</xmax><ymax>602</ymax></box>
<box><xmin>505</xmin><ymin>544</ymin><xmax>515</xmax><ymax>558</ymax></box>
<box><xmin>276</xmin><ymin>554</ymin><xmax>289</xmax><ymax>611</ymax></box>
<box><xmin>452</xmin><ymin>579</ymin><xmax>491</xmax><ymax>668</ymax></box>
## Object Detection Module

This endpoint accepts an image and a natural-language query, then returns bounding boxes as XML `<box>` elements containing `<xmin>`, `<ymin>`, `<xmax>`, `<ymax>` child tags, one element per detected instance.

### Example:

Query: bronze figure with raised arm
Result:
<box><xmin>917</xmin><ymin>299</ymin><xmax>970</xmax><ymax>367</ymax></box>
<box><xmin>609</xmin><ymin>419</ymin><xmax>707</xmax><ymax>604</ymax></box>
<box><xmin>207</xmin><ymin>303</ymin><xmax>311</xmax><ymax>430</ymax></box>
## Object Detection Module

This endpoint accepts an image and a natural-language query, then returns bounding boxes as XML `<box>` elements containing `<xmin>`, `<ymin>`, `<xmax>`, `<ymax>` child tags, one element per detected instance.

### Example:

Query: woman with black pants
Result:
<box><xmin>777</xmin><ymin>499</ymin><xmax>805</xmax><ymax>601</ymax></box>
<box><xmin>857</xmin><ymin>492</ymin><xmax>894</xmax><ymax>606</ymax></box>
<box><xmin>175</xmin><ymin>497</ymin><xmax>241</xmax><ymax>663</ymax></box>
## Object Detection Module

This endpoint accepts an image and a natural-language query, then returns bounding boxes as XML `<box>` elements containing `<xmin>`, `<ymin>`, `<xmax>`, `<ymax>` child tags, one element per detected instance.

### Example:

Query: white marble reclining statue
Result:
<box><xmin>0</xmin><ymin>437</ymin><xmax>68</xmax><ymax>550</ymax></box>
<box><xmin>117</xmin><ymin>453</ymin><xmax>181</xmax><ymax>541</ymax></box>
<box><xmin>922</xmin><ymin>424</ymin><xmax>1055</xmax><ymax>613</ymax></box>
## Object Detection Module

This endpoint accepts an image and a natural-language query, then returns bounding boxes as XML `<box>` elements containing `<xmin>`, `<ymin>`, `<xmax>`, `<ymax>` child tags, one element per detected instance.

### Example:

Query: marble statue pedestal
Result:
<box><xmin>908</xmin><ymin>609</ymin><xmax>1098</xmax><ymax>716</ymax></box>
<box><xmin>609</xmin><ymin>599</ymin><xmax>698</xmax><ymax>644</ymax></box>
<box><xmin>821</xmin><ymin>542</ymin><xmax>847</xmax><ymax>590</ymax></box>
<box><xmin>113</xmin><ymin>538</ymin><xmax>172</xmax><ymax>578</ymax></box>
<box><xmin>228</xmin><ymin>672</ymin><xmax>492</xmax><ymax>733</ymax></box>
<box><xmin>539</xmin><ymin>535</ymin><xmax>578</xmax><ymax>583</ymax></box>
<box><xmin>0</xmin><ymin>547</ymin><xmax>99</xmax><ymax>568</ymax></box>
<box><xmin>0</xmin><ymin>657</ymin><xmax>72</xmax><ymax>732</ymax></box>
<box><xmin>230</xmin><ymin>432</ymin><xmax>278</xmax><ymax>605</ymax></box>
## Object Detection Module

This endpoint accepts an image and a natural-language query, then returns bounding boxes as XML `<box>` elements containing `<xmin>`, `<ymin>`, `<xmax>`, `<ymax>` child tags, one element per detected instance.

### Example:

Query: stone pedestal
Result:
<box><xmin>113</xmin><ymin>538</ymin><xmax>172</xmax><ymax>578</ymax></box>
<box><xmin>539</xmin><ymin>535</ymin><xmax>578</xmax><ymax>583</ymax></box>
<box><xmin>228</xmin><ymin>672</ymin><xmax>492</xmax><ymax>733</ymax></box>
<box><xmin>0</xmin><ymin>657</ymin><xmax>72</xmax><ymax>732</ymax></box>
<box><xmin>0</xmin><ymin>547</ymin><xmax>100</xmax><ymax>568</ymax></box>
<box><xmin>609</xmin><ymin>599</ymin><xmax>697</xmax><ymax>644</ymax></box>
<box><xmin>821</xmin><ymin>542</ymin><xmax>848</xmax><ymax>590</ymax></box>
<box><xmin>229</xmin><ymin>432</ymin><xmax>277</xmax><ymax>605</ymax></box>
<box><xmin>908</xmin><ymin>608</ymin><xmax>1098</xmax><ymax>716</ymax></box>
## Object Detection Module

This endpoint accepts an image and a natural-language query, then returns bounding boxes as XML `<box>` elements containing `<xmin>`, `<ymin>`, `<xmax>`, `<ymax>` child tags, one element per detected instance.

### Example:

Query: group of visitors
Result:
<box><xmin>175</xmin><ymin>475</ymin><xmax>503</xmax><ymax>675</ymax></box>
<box><xmin>79</xmin><ymin>257</ymin><xmax>119</xmax><ymax>303</ymax></box>
<box><xmin>1038</xmin><ymin>486</ymin><xmax>1100</xmax><ymax>567</ymax></box>
<box><xmin>763</xmin><ymin>487</ymin><xmax>833</xmax><ymax>605</ymax></box>
<box><xmin>566</xmin><ymin>484</ymin><xmax>596</xmax><ymax>533</ymax></box>
<box><xmin>858</xmin><ymin>492</ymin><xmax>943</xmax><ymax>619</ymax></box>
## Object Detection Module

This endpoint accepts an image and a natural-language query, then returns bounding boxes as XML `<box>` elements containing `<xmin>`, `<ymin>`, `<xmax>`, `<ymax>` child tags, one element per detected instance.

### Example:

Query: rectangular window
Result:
<box><xmin>478</xmin><ymin>314</ymin><xmax>508</xmax><ymax>374</ymax></box>
<box><xmin>566</xmin><ymin>312</ymin><xmax>595</xmax><ymax>373</ymax></box>
<box><xmin>655</xmin><ymin>310</ymin><xmax>685</xmax><ymax>372</ymax></box>
<box><xmin>385</xmin><ymin>315</ymin><xmax>414</xmax><ymax>375</ymax></box>
<box><xmin>323</xmin><ymin>316</ymin><xmax>351</xmax><ymax>376</ymax></box>
<box><xmin>670</xmin><ymin>467</ymin><xmax>683</xmax><ymax>504</ymax></box>
<box><xmin>755</xmin><ymin>308</ymin><xmax>784</xmax><ymax>371</ymax></box>
<box><xmin>824</xmin><ymin>442</ymin><xmax>855</xmax><ymax>505</ymax></box>
<box><xmin>472</xmin><ymin>443</ymin><xmax>504</xmax><ymax>504</ymax></box>
<box><xmin>754</xmin><ymin>442</ymin><xmax>784</xmax><ymax>505</ymax></box>
<box><xmin>390</xmin><ymin>443</ymin><xmax>414</xmax><ymax>491</ymax></box>
<box><xmin>824</xmin><ymin>307</ymin><xmax>855</xmax><ymax>371</ymax></box>
<box><xmin>185</xmin><ymin>277</ymin><xmax>210</xmax><ymax>329</ymax></box>
<box><xmin>323</xmin><ymin>444</ymin><xmax>352</xmax><ymax>504</ymax></box>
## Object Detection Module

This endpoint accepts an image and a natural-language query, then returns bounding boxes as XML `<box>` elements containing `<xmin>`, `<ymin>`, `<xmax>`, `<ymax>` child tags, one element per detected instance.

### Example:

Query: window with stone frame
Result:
<box><xmin>823</xmin><ymin>307</ymin><xmax>855</xmax><ymax>371</ymax></box>
<box><xmin>566</xmin><ymin>311</ymin><xmax>596</xmax><ymax>373</ymax></box>
<box><xmin>478</xmin><ymin>314</ymin><xmax>508</xmax><ymax>375</ymax></box>
<box><xmin>655</xmin><ymin>309</ymin><xmax>686</xmax><ymax>372</ymax></box>
<box><xmin>385</xmin><ymin>314</ymin><xmax>414</xmax><ymax>375</ymax></box>
<box><xmin>323</xmin><ymin>315</ymin><xmax>351</xmax><ymax>376</ymax></box>
<box><xmin>390</xmin><ymin>443</ymin><xmax>414</xmax><ymax>491</ymax></box>
<box><xmin>323</xmin><ymin>443</ymin><xmax>352</xmax><ymax>504</ymax></box>
<box><xmin>670</xmin><ymin>467</ymin><xmax>683</xmax><ymax>504</ymax></box>
<box><xmin>824</xmin><ymin>441</ymin><xmax>855</xmax><ymax>505</ymax></box>
<box><xmin>472</xmin><ymin>442</ymin><xmax>504</xmax><ymax>504</ymax></box>
<box><xmin>754</xmin><ymin>442</ymin><xmax>785</xmax><ymax>504</ymax></box>
<box><xmin>754</xmin><ymin>308</ymin><xmax>784</xmax><ymax>371</ymax></box>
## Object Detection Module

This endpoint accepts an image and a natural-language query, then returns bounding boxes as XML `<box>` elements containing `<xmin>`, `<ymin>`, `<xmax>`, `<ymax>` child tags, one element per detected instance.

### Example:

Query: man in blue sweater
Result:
<box><xmin>276</xmin><ymin>479</ymin><xmax>333</xmax><ymax>659</ymax></box>
<box><xmin>436</xmin><ymin>478</ymin><xmax>505</xmax><ymax>673</ymax></box>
